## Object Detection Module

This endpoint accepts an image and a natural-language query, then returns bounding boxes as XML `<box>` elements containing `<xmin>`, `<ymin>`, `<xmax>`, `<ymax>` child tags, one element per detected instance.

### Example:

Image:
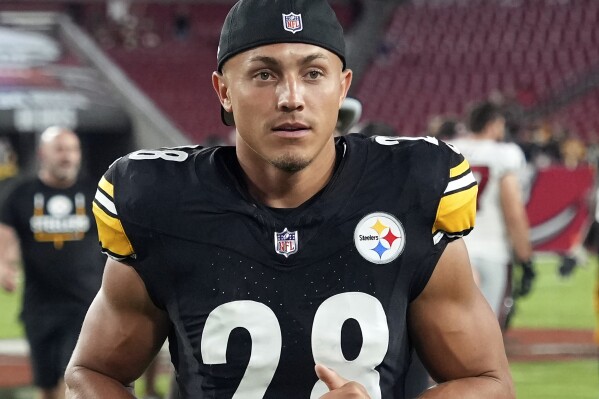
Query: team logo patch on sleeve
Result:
<box><xmin>274</xmin><ymin>228</ymin><xmax>298</xmax><ymax>257</ymax></box>
<box><xmin>282</xmin><ymin>13</ymin><xmax>303</xmax><ymax>34</ymax></box>
<box><xmin>354</xmin><ymin>212</ymin><xmax>405</xmax><ymax>264</ymax></box>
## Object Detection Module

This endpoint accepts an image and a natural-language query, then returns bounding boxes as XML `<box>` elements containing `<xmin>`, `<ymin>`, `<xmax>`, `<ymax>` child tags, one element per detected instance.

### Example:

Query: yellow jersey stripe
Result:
<box><xmin>433</xmin><ymin>185</ymin><xmax>477</xmax><ymax>235</ymax></box>
<box><xmin>92</xmin><ymin>202</ymin><xmax>134</xmax><ymax>258</ymax></box>
<box><xmin>450</xmin><ymin>159</ymin><xmax>470</xmax><ymax>178</ymax></box>
<box><xmin>98</xmin><ymin>176</ymin><xmax>114</xmax><ymax>198</ymax></box>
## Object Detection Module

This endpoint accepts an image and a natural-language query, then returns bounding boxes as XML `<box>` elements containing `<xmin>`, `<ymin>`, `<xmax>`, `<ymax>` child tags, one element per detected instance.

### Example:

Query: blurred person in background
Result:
<box><xmin>0</xmin><ymin>126</ymin><xmax>105</xmax><ymax>399</ymax></box>
<box><xmin>560</xmin><ymin>137</ymin><xmax>587</xmax><ymax>170</ymax></box>
<box><xmin>428</xmin><ymin>117</ymin><xmax>466</xmax><ymax>142</ymax></box>
<box><xmin>555</xmin><ymin>137</ymin><xmax>590</xmax><ymax>278</ymax></box>
<box><xmin>450</xmin><ymin>101</ymin><xmax>535</xmax><ymax>328</ymax></box>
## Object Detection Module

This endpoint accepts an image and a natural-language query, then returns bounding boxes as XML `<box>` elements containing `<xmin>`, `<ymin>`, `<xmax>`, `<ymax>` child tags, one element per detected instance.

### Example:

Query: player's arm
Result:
<box><xmin>0</xmin><ymin>223</ymin><xmax>20</xmax><ymax>292</ymax></box>
<box><xmin>500</xmin><ymin>172</ymin><xmax>532</xmax><ymax>262</ymax></box>
<box><xmin>64</xmin><ymin>258</ymin><xmax>171</xmax><ymax>398</ymax></box>
<box><xmin>408</xmin><ymin>239</ymin><xmax>515</xmax><ymax>398</ymax></box>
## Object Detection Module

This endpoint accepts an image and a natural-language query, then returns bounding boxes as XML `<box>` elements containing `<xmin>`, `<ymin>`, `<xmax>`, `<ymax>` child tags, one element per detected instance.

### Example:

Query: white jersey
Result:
<box><xmin>449</xmin><ymin>138</ymin><xmax>527</xmax><ymax>263</ymax></box>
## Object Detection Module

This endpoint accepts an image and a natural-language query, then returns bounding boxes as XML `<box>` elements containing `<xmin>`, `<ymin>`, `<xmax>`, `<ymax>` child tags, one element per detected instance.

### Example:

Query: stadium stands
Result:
<box><xmin>546</xmin><ymin>86</ymin><xmax>599</xmax><ymax>142</ymax></box>
<box><xmin>355</xmin><ymin>0</ymin><xmax>599</xmax><ymax>139</ymax></box>
<box><xmin>81</xmin><ymin>2</ymin><xmax>357</xmax><ymax>143</ymax></box>
<box><xmin>2</xmin><ymin>1</ymin><xmax>598</xmax><ymax>144</ymax></box>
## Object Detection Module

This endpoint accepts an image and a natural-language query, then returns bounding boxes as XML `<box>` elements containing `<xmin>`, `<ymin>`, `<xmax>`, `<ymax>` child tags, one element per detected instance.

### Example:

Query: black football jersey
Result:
<box><xmin>92</xmin><ymin>134</ymin><xmax>477</xmax><ymax>399</ymax></box>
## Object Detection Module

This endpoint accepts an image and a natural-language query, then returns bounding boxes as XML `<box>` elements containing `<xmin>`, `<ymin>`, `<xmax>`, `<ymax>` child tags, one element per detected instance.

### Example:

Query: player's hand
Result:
<box><xmin>315</xmin><ymin>364</ymin><xmax>371</xmax><ymax>398</ymax></box>
<box><xmin>516</xmin><ymin>260</ymin><xmax>536</xmax><ymax>297</ymax></box>
<box><xmin>0</xmin><ymin>263</ymin><xmax>17</xmax><ymax>292</ymax></box>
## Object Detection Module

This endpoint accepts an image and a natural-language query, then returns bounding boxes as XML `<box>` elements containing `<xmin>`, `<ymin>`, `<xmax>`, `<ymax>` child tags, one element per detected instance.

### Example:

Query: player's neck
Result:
<box><xmin>237</xmin><ymin>143</ymin><xmax>338</xmax><ymax>209</ymax></box>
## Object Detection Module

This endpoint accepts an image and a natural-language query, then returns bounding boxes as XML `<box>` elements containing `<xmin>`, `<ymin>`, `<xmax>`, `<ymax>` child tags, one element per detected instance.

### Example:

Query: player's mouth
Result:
<box><xmin>272</xmin><ymin>123</ymin><xmax>311</xmax><ymax>138</ymax></box>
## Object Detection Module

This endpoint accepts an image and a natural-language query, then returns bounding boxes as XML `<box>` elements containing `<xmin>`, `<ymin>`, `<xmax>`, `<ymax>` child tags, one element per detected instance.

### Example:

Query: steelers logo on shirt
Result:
<box><xmin>354</xmin><ymin>212</ymin><xmax>405</xmax><ymax>264</ymax></box>
<box><xmin>47</xmin><ymin>195</ymin><xmax>74</xmax><ymax>217</ymax></box>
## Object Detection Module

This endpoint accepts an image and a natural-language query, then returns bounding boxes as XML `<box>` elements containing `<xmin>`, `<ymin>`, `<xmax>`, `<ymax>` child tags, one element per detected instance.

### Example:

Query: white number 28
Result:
<box><xmin>129</xmin><ymin>149</ymin><xmax>189</xmax><ymax>162</ymax></box>
<box><xmin>201</xmin><ymin>292</ymin><xmax>389</xmax><ymax>399</ymax></box>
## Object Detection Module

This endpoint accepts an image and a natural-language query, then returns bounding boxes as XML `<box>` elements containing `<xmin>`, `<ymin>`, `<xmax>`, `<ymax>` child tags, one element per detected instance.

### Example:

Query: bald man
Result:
<box><xmin>0</xmin><ymin>127</ymin><xmax>106</xmax><ymax>399</ymax></box>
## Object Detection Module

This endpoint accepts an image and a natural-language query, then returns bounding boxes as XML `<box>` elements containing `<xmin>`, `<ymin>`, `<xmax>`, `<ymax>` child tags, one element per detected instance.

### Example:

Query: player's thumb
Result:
<box><xmin>315</xmin><ymin>364</ymin><xmax>348</xmax><ymax>391</ymax></box>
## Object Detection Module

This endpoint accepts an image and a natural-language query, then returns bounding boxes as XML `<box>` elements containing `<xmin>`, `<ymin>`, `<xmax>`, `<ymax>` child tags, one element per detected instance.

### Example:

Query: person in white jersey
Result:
<box><xmin>450</xmin><ymin>101</ymin><xmax>534</xmax><ymax>318</ymax></box>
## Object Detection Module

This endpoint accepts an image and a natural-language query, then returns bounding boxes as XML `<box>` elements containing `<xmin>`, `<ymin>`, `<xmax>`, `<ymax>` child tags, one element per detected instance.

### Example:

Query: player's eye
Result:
<box><xmin>257</xmin><ymin>71</ymin><xmax>272</xmax><ymax>80</ymax></box>
<box><xmin>307</xmin><ymin>70</ymin><xmax>323</xmax><ymax>79</ymax></box>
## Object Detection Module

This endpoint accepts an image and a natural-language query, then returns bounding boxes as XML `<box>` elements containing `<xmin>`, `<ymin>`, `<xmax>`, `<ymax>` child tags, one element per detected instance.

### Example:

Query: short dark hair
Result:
<box><xmin>468</xmin><ymin>101</ymin><xmax>503</xmax><ymax>134</ymax></box>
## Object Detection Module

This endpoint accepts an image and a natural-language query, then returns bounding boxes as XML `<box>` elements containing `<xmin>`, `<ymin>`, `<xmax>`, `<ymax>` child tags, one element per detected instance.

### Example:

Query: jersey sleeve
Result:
<box><xmin>92</xmin><ymin>161</ymin><xmax>136</xmax><ymax>262</ymax></box>
<box><xmin>432</xmin><ymin>148</ymin><xmax>478</xmax><ymax>244</ymax></box>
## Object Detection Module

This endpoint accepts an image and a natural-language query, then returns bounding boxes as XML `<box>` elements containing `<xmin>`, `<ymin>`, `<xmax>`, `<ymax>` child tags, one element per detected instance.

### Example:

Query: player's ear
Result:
<box><xmin>339</xmin><ymin>68</ymin><xmax>353</xmax><ymax>108</ymax></box>
<box><xmin>212</xmin><ymin>71</ymin><xmax>232</xmax><ymax>113</ymax></box>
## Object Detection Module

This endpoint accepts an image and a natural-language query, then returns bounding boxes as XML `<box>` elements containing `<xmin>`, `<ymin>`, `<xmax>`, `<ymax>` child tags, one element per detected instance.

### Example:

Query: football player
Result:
<box><xmin>65</xmin><ymin>1</ymin><xmax>514</xmax><ymax>398</ymax></box>
<box><xmin>450</xmin><ymin>101</ymin><xmax>534</xmax><ymax>322</ymax></box>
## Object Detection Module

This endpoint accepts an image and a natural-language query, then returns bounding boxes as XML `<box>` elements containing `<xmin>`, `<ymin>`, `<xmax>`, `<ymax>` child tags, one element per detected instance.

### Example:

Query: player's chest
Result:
<box><xmin>165</xmin><ymin>243</ymin><xmax>410</xmax><ymax>399</ymax></box>
<box><xmin>155</xmin><ymin>203</ymin><xmax>433</xmax><ymax>327</ymax></box>
<box><xmin>151</xmin><ymin>190</ymin><xmax>435</xmax><ymax>273</ymax></box>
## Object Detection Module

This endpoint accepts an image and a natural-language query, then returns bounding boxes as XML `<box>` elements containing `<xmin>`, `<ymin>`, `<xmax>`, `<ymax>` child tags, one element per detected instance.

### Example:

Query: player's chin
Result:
<box><xmin>270</xmin><ymin>153</ymin><xmax>312</xmax><ymax>173</ymax></box>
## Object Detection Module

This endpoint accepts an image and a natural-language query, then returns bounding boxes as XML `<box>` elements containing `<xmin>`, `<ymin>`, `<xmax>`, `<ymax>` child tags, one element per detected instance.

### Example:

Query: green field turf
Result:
<box><xmin>512</xmin><ymin>360</ymin><xmax>599</xmax><ymax>399</ymax></box>
<box><xmin>510</xmin><ymin>253</ymin><xmax>597</xmax><ymax>330</ymax></box>
<box><xmin>507</xmin><ymin>254</ymin><xmax>598</xmax><ymax>399</ymax></box>
<box><xmin>0</xmin><ymin>282</ymin><xmax>23</xmax><ymax>339</ymax></box>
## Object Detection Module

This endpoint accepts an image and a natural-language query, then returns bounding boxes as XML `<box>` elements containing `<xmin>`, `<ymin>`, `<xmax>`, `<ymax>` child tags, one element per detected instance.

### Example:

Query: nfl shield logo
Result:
<box><xmin>282</xmin><ymin>13</ymin><xmax>303</xmax><ymax>34</ymax></box>
<box><xmin>274</xmin><ymin>228</ymin><xmax>299</xmax><ymax>257</ymax></box>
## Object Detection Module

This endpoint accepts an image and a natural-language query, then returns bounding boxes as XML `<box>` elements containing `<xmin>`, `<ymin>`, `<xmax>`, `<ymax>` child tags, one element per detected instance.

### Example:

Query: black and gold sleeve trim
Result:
<box><xmin>92</xmin><ymin>176</ymin><xmax>135</xmax><ymax>259</ymax></box>
<box><xmin>432</xmin><ymin>159</ymin><xmax>477</xmax><ymax>241</ymax></box>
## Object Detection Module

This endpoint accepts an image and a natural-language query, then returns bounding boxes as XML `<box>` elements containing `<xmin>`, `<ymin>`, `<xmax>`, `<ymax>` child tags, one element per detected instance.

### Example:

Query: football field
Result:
<box><xmin>506</xmin><ymin>253</ymin><xmax>598</xmax><ymax>398</ymax></box>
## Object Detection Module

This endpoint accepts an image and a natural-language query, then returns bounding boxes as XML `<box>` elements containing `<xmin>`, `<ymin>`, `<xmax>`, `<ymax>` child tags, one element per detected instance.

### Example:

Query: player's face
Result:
<box><xmin>39</xmin><ymin>131</ymin><xmax>81</xmax><ymax>183</ymax></box>
<box><xmin>215</xmin><ymin>43</ymin><xmax>352</xmax><ymax>172</ymax></box>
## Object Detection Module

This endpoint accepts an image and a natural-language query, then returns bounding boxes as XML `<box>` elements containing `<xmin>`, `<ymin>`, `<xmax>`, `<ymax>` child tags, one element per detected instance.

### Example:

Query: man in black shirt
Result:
<box><xmin>0</xmin><ymin>126</ymin><xmax>105</xmax><ymax>399</ymax></box>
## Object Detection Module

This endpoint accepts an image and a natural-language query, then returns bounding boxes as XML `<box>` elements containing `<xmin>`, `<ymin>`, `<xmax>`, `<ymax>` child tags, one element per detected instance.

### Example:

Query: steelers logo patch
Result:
<box><xmin>354</xmin><ymin>212</ymin><xmax>405</xmax><ymax>264</ymax></box>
